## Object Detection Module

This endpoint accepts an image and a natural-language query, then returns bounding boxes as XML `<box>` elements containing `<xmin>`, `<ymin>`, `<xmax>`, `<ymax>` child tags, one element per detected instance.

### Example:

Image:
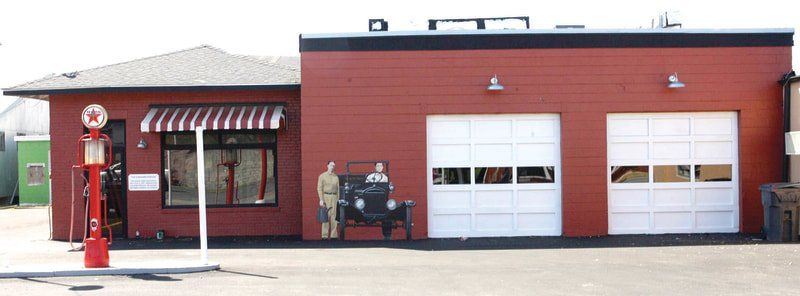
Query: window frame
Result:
<box><xmin>160</xmin><ymin>129</ymin><xmax>279</xmax><ymax>209</ymax></box>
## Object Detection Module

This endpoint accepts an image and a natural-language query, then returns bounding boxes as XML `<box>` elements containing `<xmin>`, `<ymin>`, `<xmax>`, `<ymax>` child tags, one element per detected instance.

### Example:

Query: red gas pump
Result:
<box><xmin>219</xmin><ymin>138</ymin><xmax>240</xmax><ymax>205</ymax></box>
<box><xmin>77</xmin><ymin>104</ymin><xmax>113</xmax><ymax>268</ymax></box>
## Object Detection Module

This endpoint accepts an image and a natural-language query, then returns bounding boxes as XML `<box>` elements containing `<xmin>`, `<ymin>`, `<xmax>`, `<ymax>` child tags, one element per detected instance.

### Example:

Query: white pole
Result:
<box><xmin>195</xmin><ymin>126</ymin><xmax>209</xmax><ymax>265</ymax></box>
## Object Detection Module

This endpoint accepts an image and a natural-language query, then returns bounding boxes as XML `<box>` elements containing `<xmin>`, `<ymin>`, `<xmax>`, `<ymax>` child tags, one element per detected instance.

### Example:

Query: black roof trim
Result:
<box><xmin>2</xmin><ymin>84</ymin><xmax>300</xmax><ymax>97</ymax></box>
<box><xmin>300</xmin><ymin>32</ymin><xmax>793</xmax><ymax>52</ymax></box>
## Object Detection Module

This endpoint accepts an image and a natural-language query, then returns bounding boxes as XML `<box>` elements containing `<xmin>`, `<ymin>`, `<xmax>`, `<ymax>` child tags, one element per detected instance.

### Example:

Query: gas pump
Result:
<box><xmin>76</xmin><ymin>104</ymin><xmax>113</xmax><ymax>268</ymax></box>
<box><xmin>219</xmin><ymin>138</ymin><xmax>240</xmax><ymax>205</ymax></box>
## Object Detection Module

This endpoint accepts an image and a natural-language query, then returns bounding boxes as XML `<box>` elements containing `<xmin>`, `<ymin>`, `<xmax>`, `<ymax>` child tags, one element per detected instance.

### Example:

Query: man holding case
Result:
<box><xmin>317</xmin><ymin>160</ymin><xmax>340</xmax><ymax>239</ymax></box>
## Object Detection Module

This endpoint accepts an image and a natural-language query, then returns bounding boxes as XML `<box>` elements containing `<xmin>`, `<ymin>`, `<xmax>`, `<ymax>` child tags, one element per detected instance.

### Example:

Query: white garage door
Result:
<box><xmin>427</xmin><ymin>114</ymin><xmax>561</xmax><ymax>238</ymax></box>
<box><xmin>607</xmin><ymin>112</ymin><xmax>739</xmax><ymax>234</ymax></box>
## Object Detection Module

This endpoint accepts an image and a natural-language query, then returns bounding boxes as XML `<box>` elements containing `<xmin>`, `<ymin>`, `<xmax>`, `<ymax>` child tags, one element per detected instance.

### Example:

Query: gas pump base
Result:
<box><xmin>84</xmin><ymin>238</ymin><xmax>109</xmax><ymax>268</ymax></box>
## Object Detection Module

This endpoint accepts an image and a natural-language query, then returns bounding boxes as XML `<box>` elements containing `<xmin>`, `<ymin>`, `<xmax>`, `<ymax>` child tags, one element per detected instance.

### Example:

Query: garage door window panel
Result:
<box><xmin>517</xmin><ymin>166</ymin><xmax>555</xmax><ymax>184</ymax></box>
<box><xmin>611</xmin><ymin>166</ymin><xmax>649</xmax><ymax>183</ymax></box>
<box><xmin>433</xmin><ymin>167</ymin><xmax>471</xmax><ymax>185</ymax></box>
<box><xmin>694</xmin><ymin>164</ymin><xmax>732</xmax><ymax>182</ymax></box>
<box><xmin>653</xmin><ymin>165</ymin><xmax>691</xmax><ymax>183</ymax></box>
<box><xmin>475</xmin><ymin>167</ymin><xmax>512</xmax><ymax>184</ymax></box>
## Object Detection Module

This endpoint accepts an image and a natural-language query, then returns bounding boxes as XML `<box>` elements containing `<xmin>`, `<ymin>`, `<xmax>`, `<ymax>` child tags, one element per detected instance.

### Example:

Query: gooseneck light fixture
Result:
<box><xmin>667</xmin><ymin>73</ymin><xmax>685</xmax><ymax>88</ymax></box>
<box><xmin>487</xmin><ymin>74</ymin><xmax>504</xmax><ymax>91</ymax></box>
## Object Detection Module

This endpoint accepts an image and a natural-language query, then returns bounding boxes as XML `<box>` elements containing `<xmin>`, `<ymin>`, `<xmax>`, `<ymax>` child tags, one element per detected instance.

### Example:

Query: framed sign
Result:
<box><xmin>128</xmin><ymin>174</ymin><xmax>160</xmax><ymax>191</ymax></box>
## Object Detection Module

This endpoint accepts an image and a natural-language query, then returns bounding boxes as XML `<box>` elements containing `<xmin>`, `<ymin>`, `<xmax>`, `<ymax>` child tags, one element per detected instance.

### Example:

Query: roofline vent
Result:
<box><xmin>656</xmin><ymin>11</ymin><xmax>682</xmax><ymax>28</ymax></box>
<box><xmin>555</xmin><ymin>25</ymin><xmax>586</xmax><ymax>29</ymax></box>
<box><xmin>369</xmin><ymin>19</ymin><xmax>388</xmax><ymax>32</ymax></box>
<box><xmin>428</xmin><ymin>16</ymin><xmax>530</xmax><ymax>31</ymax></box>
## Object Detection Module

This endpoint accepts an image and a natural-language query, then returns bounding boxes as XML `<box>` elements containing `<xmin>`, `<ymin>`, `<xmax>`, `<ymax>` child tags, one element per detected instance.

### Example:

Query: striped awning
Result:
<box><xmin>140</xmin><ymin>105</ymin><xmax>285</xmax><ymax>132</ymax></box>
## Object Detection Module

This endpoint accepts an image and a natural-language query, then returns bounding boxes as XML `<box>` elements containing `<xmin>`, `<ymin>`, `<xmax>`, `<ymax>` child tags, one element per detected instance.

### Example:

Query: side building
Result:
<box><xmin>0</xmin><ymin>98</ymin><xmax>49</xmax><ymax>203</ymax></box>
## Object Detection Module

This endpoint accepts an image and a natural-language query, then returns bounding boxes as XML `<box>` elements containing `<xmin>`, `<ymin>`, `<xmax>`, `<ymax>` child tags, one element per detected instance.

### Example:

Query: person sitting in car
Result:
<box><xmin>365</xmin><ymin>162</ymin><xmax>389</xmax><ymax>183</ymax></box>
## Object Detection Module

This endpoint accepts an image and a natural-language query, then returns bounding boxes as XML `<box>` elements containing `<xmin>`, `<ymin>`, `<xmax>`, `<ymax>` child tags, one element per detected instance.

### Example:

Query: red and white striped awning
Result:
<box><xmin>140</xmin><ymin>105</ymin><xmax>285</xmax><ymax>132</ymax></box>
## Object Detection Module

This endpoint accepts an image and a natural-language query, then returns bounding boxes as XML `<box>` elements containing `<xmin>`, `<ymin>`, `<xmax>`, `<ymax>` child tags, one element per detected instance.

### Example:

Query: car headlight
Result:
<box><xmin>354</xmin><ymin>198</ymin><xmax>366</xmax><ymax>210</ymax></box>
<box><xmin>386</xmin><ymin>199</ymin><xmax>397</xmax><ymax>210</ymax></box>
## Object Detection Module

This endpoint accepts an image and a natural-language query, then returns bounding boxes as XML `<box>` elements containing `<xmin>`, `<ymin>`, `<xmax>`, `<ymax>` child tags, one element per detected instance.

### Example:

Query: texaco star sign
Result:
<box><xmin>82</xmin><ymin>104</ymin><xmax>108</xmax><ymax>129</ymax></box>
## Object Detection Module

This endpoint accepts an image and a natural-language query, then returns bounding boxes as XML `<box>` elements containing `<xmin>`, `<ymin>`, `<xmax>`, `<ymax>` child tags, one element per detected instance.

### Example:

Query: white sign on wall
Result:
<box><xmin>128</xmin><ymin>174</ymin><xmax>160</xmax><ymax>191</ymax></box>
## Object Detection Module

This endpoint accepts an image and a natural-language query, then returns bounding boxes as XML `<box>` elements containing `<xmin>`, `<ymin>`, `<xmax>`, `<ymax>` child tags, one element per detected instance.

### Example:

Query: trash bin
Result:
<box><xmin>760</xmin><ymin>183</ymin><xmax>800</xmax><ymax>242</ymax></box>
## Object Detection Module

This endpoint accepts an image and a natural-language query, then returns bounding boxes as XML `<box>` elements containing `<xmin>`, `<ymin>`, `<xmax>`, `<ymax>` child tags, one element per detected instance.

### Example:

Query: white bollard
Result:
<box><xmin>195</xmin><ymin>126</ymin><xmax>209</xmax><ymax>265</ymax></box>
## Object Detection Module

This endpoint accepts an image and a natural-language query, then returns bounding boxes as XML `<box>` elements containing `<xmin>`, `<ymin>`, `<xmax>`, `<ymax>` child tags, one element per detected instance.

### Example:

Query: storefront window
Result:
<box><xmin>611</xmin><ymin>166</ymin><xmax>649</xmax><ymax>183</ymax></box>
<box><xmin>432</xmin><ymin>167</ymin><xmax>470</xmax><ymax>185</ymax></box>
<box><xmin>162</xmin><ymin>131</ymin><xmax>277</xmax><ymax>207</ymax></box>
<box><xmin>474</xmin><ymin>167</ymin><xmax>512</xmax><ymax>184</ymax></box>
<box><xmin>517</xmin><ymin>166</ymin><xmax>555</xmax><ymax>184</ymax></box>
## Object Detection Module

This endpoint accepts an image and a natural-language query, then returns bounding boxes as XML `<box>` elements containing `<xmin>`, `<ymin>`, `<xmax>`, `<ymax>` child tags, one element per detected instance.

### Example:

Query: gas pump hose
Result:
<box><xmin>69</xmin><ymin>165</ymin><xmax>89</xmax><ymax>251</ymax></box>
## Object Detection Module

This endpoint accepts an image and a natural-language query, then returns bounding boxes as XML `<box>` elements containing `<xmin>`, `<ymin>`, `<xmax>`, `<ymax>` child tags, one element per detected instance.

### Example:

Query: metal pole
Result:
<box><xmin>195</xmin><ymin>126</ymin><xmax>208</xmax><ymax>265</ymax></box>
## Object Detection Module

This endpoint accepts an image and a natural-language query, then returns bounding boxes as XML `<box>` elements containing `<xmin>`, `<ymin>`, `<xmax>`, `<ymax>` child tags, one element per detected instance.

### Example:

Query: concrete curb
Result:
<box><xmin>0</xmin><ymin>261</ymin><xmax>220</xmax><ymax>278</ymax></box>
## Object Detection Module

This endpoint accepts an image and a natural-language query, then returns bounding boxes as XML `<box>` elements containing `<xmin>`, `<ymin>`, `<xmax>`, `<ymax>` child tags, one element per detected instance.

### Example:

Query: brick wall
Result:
<box><xmin>50</xmin><ymin>89</ymin><xmax>301</xmax><ymax>240</ymax></box>
<box><xmin>300</xmin><ymin>47</ymin><xmax>792</xmax><ymax>239</ymax></box>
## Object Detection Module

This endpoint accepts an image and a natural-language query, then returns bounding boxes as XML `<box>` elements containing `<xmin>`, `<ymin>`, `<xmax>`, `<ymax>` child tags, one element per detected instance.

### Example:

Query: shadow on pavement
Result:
<box><xmin>101</xmin><ymin>233</ymin><xmax>777</xmax><ymax>251</ymax></box>
<box><xmin>20</xmin><ymin>277</ymin><xmax>104</xmax><ymax>291</ymax></box>
<box><xmin>127</xmin><ymin>273</ymin><xmax>182</xmax><ymax>282</ymax></box>
<box><xmin>216</xmin><ymin>269</ymin><xmax>278</xmax><ymax>279</ymax></box>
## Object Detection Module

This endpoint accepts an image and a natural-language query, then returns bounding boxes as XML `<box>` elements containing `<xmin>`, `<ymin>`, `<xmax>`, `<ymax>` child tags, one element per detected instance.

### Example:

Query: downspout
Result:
<box><xmin>780</xmin><ymin>71</ymin><xmax>797</xmax><ymax>182</ymax></box>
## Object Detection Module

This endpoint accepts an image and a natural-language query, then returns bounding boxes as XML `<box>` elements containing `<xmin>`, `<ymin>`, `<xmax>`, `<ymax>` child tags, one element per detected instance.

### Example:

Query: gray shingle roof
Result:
<box><xmin>3</xmin><ymin>45</ymin><xmax>300</xmax><ymax>95</ymax></box>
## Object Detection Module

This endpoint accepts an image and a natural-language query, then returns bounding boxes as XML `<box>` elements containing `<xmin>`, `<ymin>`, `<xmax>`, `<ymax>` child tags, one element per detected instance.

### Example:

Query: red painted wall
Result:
<box><xmin>50</xmin><ymin>89</ymin><xmax>301</xmax><ymax>240</ymax></box>
<box><xmin>300</xmin><ymin>47</ymin><xmax>792</xmax><ymax>239</ymax></box>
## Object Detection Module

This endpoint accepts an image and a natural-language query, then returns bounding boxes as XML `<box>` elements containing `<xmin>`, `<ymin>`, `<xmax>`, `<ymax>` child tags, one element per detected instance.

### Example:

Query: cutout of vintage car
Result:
<box><xmin>337</xmin><ymin>161</ymin><xmax>415</xmax><ymax>240</ymax></box>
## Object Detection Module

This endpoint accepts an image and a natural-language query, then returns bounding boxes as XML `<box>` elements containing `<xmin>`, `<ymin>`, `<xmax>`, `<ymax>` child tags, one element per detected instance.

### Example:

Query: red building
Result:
<box><xmin>5</xmin><ymin>46</ymin><xmax>302</xmax><ymax>240</ymax></box>
<box><xmin>3</xmin><ymin>27</ymin><xmax>795</xmax><ymax>241</ymax></box>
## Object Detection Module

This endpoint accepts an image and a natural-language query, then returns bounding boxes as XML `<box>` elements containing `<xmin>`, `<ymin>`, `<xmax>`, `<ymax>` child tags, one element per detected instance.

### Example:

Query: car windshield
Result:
<box><xmin>347</xmin><ymin>162</ymin><xmax>389</xmax><ymax>181</ymax></box>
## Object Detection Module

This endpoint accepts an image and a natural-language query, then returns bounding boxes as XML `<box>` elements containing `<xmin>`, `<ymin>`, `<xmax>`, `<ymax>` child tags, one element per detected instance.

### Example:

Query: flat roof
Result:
<box><xmin>300</xmin><ymin>28</ymin><xmax>794</xmax><ymax>52</ymax></box>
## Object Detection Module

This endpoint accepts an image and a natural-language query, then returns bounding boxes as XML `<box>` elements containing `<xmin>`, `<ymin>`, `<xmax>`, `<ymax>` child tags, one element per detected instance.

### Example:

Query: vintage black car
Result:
<box><xmin>337</xmin><ymin>161</ymin><xmax>415</xmax><ymax>240</ymax></box>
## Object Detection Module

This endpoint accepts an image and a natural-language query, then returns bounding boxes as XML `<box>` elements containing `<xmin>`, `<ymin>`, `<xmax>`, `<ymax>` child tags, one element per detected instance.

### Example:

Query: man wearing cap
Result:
<box><xmin>317</xmin><ymin>160</ymin><xmax>340</xmax><ymax>239</ymax></box>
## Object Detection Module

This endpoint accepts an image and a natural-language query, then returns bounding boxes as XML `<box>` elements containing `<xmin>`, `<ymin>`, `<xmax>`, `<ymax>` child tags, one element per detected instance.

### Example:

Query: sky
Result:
<box><xmin>0</xmin><ymin>0</ymin><xmax>798</xmax><ymax>110</ymax></box>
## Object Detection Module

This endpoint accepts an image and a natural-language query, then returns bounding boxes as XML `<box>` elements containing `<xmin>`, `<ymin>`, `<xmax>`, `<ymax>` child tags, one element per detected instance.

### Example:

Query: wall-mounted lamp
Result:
<box><xmin>487</xmin><ymin>74</ymin><xmax>504</xmax><ymax>91</ymax></box>
<box><xmin>137</xmin><ymin>138</ymin><xmax>147</xmax><ymax>149</ymax></box>
<box><xmin>667</xmin><ymin>73</ymin><xmax>685</xmax><ymax>88</ymax></box>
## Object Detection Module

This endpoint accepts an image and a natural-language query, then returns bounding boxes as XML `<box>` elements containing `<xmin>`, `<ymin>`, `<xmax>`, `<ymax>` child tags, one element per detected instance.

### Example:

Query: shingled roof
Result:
<box><xmin>3</xmin><ymin>45</ymin><xmax>300</xmax><ymax>98</ymax></box>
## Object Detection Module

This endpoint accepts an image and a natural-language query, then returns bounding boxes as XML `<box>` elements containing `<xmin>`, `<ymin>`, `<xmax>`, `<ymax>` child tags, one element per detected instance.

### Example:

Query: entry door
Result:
<box><xmin>97</xmin><ymin>121</ymin><xmax>127</xmax><ymax>238</ymax></box>
<box><xmin>427</xmin><ymin>114</ymin><xmax>562</xmax><ymax>238</ymax></box>
<box><xmin>607</xmin><ymin>112</ymin><xmax>739</xmax><ymax>234</ymax></box>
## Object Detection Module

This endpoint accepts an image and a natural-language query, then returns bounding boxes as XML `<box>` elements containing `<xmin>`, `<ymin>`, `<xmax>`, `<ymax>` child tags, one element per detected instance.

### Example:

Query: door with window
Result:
<box><xmin>607</xmin><ymin>112</ymin><xmax>739</xmax><ymax>234</ymax></box>
<box><xmin>95</xmin><ymin>121</ymin><xmax>127</xmax><ymax>238</ymax></box>
<box><xmin>427</xmin><ymin>114</ymin><xmax>562</xmax><ymax>238</ymax></box>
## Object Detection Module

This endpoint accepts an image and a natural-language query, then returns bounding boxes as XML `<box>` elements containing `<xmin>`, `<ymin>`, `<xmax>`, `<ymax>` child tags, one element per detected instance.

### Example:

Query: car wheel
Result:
<box><xmin>405</xmin><ymin>206</ymin><xmax>413</xmax><ymax>241</ymax></box>
<box><xmin>338</xmin><ymin>204</ymin><xmax>346</xmax><ymax>240</ymax></box>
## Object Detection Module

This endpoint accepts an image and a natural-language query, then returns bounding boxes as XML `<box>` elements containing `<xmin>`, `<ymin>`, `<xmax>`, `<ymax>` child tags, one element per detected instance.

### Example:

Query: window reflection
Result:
<box><xmin>164</xmin><ymin>148</ymin><xmax>275</xmax><ymax>206</ymax></box>
<box><xmin>517</xmin><ymin>166</ymin><xmax>555</xmax><ymax>184</ymax></box>
<box><xmin>474</xmin><ymin>167</ymin><xmax>512</xmax><ymax>184</ymax></box>
<box><xmin>433</xmin><ymin>168</ymin><xmax>471</xmax><ymax>185</ymax></box>
<box><xmin>611</xmin><ymin>166</ymin><xmax>649</xmax><ymax>183</ymax></box>
<box><xmin>695</xmin><ymin>164</ymin><xmax>732</xmax><ymax>182</ymax></box>
<box><xmin>653</xmin><ymin>165</ymin><xmax>690</xmax><ymax>183</ymax></box>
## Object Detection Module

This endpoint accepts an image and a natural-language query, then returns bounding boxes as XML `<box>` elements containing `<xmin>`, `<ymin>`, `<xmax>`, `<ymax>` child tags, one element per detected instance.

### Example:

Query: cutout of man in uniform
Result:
<box><xmin>317</xmin><ymin>160</ymin><xmax>339</xmax><ymax>239</ymax></box>
<box><xmin>365</xmin><ymin>162</ymin><xmax>388</xmax><ymax>183</ymax></box>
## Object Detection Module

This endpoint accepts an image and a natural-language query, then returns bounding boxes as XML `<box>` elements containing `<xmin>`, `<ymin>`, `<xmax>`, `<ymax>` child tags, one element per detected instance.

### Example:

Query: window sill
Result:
<box><xmin>161</xmin><ymin>205</ymin><xmax>280</xmax><ymax>214</ymax></box>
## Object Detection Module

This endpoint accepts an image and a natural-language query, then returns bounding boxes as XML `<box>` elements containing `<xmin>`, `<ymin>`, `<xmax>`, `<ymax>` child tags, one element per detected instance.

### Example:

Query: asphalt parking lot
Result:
<box><xmin>1</xmin><ymin>207</ymin><xmax>799</xmax><ymax>295</ymax></box>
